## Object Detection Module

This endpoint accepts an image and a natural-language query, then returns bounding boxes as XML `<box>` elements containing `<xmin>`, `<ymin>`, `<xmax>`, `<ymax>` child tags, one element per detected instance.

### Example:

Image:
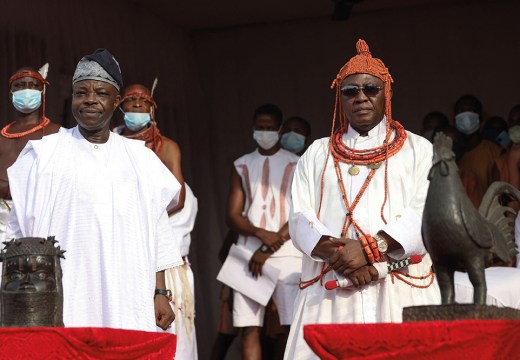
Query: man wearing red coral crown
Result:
<box><xmin>285</xmin><ymin>39</ymin><xmax>441</xmax><ymax>359</ymax></box>
<box><xmin>0</xmin><ymin>65</ymin><xmax>60</xmax><ymax>242</ymax></box>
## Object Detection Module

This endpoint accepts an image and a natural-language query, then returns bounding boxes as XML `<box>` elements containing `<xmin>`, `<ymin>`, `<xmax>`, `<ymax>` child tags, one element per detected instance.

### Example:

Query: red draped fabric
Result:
<box><xmin>304</xmin><ymin>320</ymin><xmax>520</xmax><ymax>360</ymax></box>
<box><xmin>0</xmin><ymin>327</ymin><xmax>176</xmax><ymax>359</ymax></box>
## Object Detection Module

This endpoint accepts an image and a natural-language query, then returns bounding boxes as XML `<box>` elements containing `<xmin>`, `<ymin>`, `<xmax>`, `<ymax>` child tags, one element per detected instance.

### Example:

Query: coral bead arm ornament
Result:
<box><xmin>1</xmin><ymin>117</ymin><xmax>51</xmax><ymax>139</ymax></box>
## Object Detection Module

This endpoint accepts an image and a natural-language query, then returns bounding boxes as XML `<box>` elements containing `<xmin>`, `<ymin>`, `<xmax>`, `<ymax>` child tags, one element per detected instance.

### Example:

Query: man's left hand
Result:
<box><xmin>248</xmin><ymin>250</ymin><xmax>270</xmax><ymax>278</ymax></box>
<box><xmin>155</xmin><ymin>295</ymin><xmax>175</xmax><ymax>330</ymax></box>
<box><xmin>328</xmin><ymin>238</ymin><xmax>368</xmax><ymax>276</ymax></box>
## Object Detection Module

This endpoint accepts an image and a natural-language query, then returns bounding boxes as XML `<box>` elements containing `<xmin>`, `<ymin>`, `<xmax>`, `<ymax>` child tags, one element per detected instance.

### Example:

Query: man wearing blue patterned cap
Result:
<box><xmin>5</xmin><ymin>49</ymin><xmax>183</xmax><ymax>331</ymax></box>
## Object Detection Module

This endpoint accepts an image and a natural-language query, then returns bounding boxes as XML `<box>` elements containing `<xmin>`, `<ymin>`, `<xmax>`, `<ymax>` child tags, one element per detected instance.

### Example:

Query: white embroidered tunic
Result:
<box><xmin>234</xmin><ymin>148</ymin><xmax>301</xmax><ymax>258</ymax></box>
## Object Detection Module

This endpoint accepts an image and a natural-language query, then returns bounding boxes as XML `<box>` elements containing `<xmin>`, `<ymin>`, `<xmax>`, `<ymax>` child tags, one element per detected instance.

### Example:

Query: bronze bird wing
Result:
<box><xmin>460</xmin><ymin>197</ymin><xmax>493</xmax><ymax>249</ymax></box>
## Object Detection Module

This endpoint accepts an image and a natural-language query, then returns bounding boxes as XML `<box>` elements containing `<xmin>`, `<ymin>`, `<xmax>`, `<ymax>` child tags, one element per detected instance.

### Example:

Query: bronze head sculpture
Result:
<box><xmin>422</xmin><ymin>132</ymin><xmax>518</xmax><ymax>305</ymax></box>
<box><xmin>1</xmin><ymin>236</ymin><xmax>65</xmax><ymax>327</ymax></box>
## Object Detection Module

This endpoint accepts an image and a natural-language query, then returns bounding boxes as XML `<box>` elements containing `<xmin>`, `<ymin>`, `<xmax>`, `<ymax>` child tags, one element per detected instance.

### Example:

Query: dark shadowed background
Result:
<box><xmin>1</xmin><ymin>0</ymin><xmax>519</xmax><ymax>358</ymax></box>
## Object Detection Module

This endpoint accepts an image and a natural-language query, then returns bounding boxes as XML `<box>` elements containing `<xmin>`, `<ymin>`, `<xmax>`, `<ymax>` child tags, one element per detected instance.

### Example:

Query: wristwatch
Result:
<box><xmin>260</xmin><ymin>244</ymin><xmax>272</xmax><ymax>254</ymax></box>
<box><xmin>374</xmin><ymin>233</ymin><xmax>388</xmax><ymax>254</ymax></box>
<box><xmin>154</xmin><ymin>289</ymin><xmax>173</xmax><ymax>301</ymax></box>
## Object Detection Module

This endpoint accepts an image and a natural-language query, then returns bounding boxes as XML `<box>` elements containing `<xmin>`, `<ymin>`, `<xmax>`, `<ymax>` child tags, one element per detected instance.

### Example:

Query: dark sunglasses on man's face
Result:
<box><xmin>340</xmin><ymin>84</ymin><xmax>383</xmax><ymax>98</ymax></box>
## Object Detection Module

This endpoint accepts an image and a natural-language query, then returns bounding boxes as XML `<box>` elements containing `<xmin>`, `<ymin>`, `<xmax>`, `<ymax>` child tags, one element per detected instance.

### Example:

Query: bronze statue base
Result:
<box><xmin>403</xmin><ymin>304</ymin><xmax>520</xmax><ymax>321</ymax></box>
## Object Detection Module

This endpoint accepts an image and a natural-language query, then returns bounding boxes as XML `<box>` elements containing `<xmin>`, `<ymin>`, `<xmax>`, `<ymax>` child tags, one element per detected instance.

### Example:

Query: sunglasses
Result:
<box><xmin>340</xmin><ymin>84</ymin><xmax>383</xmax><ymax>98</ymax></box>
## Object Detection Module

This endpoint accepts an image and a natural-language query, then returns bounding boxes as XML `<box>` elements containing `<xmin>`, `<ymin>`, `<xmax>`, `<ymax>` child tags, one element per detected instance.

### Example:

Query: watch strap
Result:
<box><xmin>154</xmin><ymin>289</ymin><xmax>172</xmax><ymax>301</ymax></box>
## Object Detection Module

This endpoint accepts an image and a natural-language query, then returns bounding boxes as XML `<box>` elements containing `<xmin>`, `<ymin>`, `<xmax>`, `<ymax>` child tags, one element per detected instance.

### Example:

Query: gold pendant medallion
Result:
<box><xmin>348</xmin><ymin>165</ymin><xmax>360</xmax><ymax>176</ymax></box>
<box><xmin>368</xmin><ymin>162</ymin><xmax>382</xmax><ymax>170</ymax></box>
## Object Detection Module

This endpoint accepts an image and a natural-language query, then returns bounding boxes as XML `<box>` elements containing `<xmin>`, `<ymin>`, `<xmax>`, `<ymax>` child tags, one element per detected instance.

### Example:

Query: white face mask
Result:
<box><xmin>509</xmin><ymin>125</ymin><xmax>520</xmax><ymax>144</ymax></box>
<box><xmin>12</xmin><ymin>89</ymin><xmax>42</xmax><ymax>113</ymax></box>
<box><xmin>455</xmin><ymin>111</ymin><xmax>480</xmax><ymax>135</ymax></box>
<box><xmin>281</xmin><ymin>131</ymin><xmax>306</xmax><ymax>153</ymax></box>
<box><xmin>253</xmin><ymin>130</ymin><xmax>279</xmax><ymax>150</ymax></box>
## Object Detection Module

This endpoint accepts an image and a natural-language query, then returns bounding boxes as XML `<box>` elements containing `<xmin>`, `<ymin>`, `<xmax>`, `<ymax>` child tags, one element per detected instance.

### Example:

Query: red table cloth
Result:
<box><xmin>304</xmin><ymin>319</ymin><xmax>520</xmax><ymax>359</ymax></box>
<box><xmin>0</xmin><ymin>327</ymin><xmax>176</xmax><ymax>359</ymax></box>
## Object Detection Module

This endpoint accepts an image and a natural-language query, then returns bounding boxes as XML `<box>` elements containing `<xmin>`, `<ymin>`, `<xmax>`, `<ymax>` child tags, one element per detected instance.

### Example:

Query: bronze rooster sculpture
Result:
<box><xmin>422</xmin><ymin>132</ymin><xmax>518</xmax><ymax>304</ymax></box>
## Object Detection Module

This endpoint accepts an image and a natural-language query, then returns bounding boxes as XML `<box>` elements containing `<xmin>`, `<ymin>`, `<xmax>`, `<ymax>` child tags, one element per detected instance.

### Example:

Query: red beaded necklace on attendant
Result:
<box><xmin>119</xmin><ymin>91</ymin><xmax>163</xmax><ymax>155</ymax></box>
<box><xmin>123</xmin><ymin>122</ymin><xmax>164</xmax><ymax>155</ymax></box>
<box><xmin>1</xmin><ymin>116</ymin><xmax>51</xmax><ymax>139</ymax></box>
<box><xmin>3</xmin><ymin>69</ymin><xmax>50</xmax><ymax>140</ymax></box>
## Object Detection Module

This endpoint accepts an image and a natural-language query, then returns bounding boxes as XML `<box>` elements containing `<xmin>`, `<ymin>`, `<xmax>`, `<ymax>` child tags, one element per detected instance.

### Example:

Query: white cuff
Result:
<box><xmin>292</xmin><ymin>211</ymin><xmax>335</xmax><ymax>260</ymax></box>
<box><xmin>380</xmin><ymin>207</ymin><xmax>426</xmax><ymax>259</ymax></box>
<box><xmin>373</xmin><ymin>261</ymin><xmax>388</xmax><ymax>280</ymax></box>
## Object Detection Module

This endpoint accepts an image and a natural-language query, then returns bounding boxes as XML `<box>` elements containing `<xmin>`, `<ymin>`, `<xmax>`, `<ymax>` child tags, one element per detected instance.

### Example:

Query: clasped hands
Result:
<box><xmin>322</xmin><ymin>237</ymin><xmax>379</xmax><ymax>288</ymax></box>
<box><xmin>248</xmin><ymin>229</ymin><xmax>285</xmax><ymax>278</ymax></box>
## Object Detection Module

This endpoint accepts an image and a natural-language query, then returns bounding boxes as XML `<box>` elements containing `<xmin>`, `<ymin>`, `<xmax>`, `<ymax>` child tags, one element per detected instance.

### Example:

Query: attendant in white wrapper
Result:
<box><xmin>5</xmin><ymin>49</ymin><xmax>182</xmax><ymax>331</ymax></box>
<box><xmin>285</xmin><ymin>39</ymin><xmax>441</xmax><ymax>359</ymax></box>
<box><xmin>164</xmin><ymin>183</ymin><xmax>199</xmax><ymax>359</ymax></box>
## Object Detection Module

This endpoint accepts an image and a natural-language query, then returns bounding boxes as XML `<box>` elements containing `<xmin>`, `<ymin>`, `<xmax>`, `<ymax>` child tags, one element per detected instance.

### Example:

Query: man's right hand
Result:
<box><xmin>347</xmin><ymin>265</ymin><xmax>379</xmax><ymax>287</ymax></box>
<box><xmin>256</xmin><ymin>229</ymin><xmax>284</xmax><ymax>251</ymax></box>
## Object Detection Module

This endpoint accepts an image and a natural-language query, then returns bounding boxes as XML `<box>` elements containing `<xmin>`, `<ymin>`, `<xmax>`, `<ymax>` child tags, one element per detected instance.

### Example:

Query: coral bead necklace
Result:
<box><xmin>1</xmin><ymin>117</ymin><xmax>50</xmax><ymax>139</ymax></box>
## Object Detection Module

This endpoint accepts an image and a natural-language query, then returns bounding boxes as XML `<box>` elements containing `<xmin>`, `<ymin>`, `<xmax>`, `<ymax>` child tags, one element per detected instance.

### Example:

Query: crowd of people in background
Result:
<box><xmin>420</xmin><ymin>96</ymin><xmax>520</xmax><ymax>218</ymax></box>
<box><xmin>1</xmin><ymin>40</ymin><xmax>519</xmax><ymax>360</ymax></box>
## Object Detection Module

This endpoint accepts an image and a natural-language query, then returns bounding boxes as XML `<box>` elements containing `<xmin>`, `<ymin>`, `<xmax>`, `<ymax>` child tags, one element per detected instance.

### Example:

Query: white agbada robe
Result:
<box><xmin>165</xmin><ymin>183</ymin><xmax>198</xmax><ymax>359</ymax></box>
<box><xmin>285</xmin><ymin>120</ymin><xmax>441</xmax><ymax>359</ymax></box>
<box><xmin>6</xmin><ymin>127</ymin><xmax>183</xmax><ymax>331</ymax></box>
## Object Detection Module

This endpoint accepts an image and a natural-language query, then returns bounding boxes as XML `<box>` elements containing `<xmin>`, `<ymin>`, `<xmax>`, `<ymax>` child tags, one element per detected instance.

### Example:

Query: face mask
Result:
<box><xmin>124</xmin><ymin>112</ymin><xmax>151</xmax><ymax>131</ymax></box>
<box><xmin>281</xmin><ymin>131</ymin><xmax>306</xmax><ymax>153</ymax></box>
<box><xmin>253</xmin><ymin>130</ymin><xmax>279</xmax><ymax>150</ymax></box>
<box><xmin>509</xmin><ymin>125</ymin><xmax>520</xmax><ymax>144</ymax></box>
<box><xmin>495</xmin><ymin>130</ymin><xmax>511</xmax><ymax>149</ymax></box>
<box><xmin>455</xmin><ymin>111</ymin><xmax>480</xmax><ymax>135</ymax></box>
<box><xmin>12</xmin><ymin>89</ymin><xmax>42</xmax><ymax>114</ymax></box>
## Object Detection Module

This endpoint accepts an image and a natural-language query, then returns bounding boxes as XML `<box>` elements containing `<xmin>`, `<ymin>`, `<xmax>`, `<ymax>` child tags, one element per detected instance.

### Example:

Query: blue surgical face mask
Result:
<box><xmin>124</xmin><ymin>112</ymin><xmax>151</xmax><ymax>131</ymax></box>
<box><xmin>253</xmin><ymin>130</ymin><xmax>279</xmax><ymax>150</ymax></box>
<box><xmin>281</xmin><ymin>131</ymin><xmax>306</xmax><ymax>154</ymax></box>
<box><xmin>12</xmin><ymin>89</ymin><xmax>42</xmax><ymax>114</ymax></box>
<box><xmin>455</xmin><ymin>111</ymin><xmax>480</xmax><ymax>135</ymax></box>
<box><xmin>495</xmin><ymin>130</ymin><xmax>511</xmax><ymax>149</ymax></box>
